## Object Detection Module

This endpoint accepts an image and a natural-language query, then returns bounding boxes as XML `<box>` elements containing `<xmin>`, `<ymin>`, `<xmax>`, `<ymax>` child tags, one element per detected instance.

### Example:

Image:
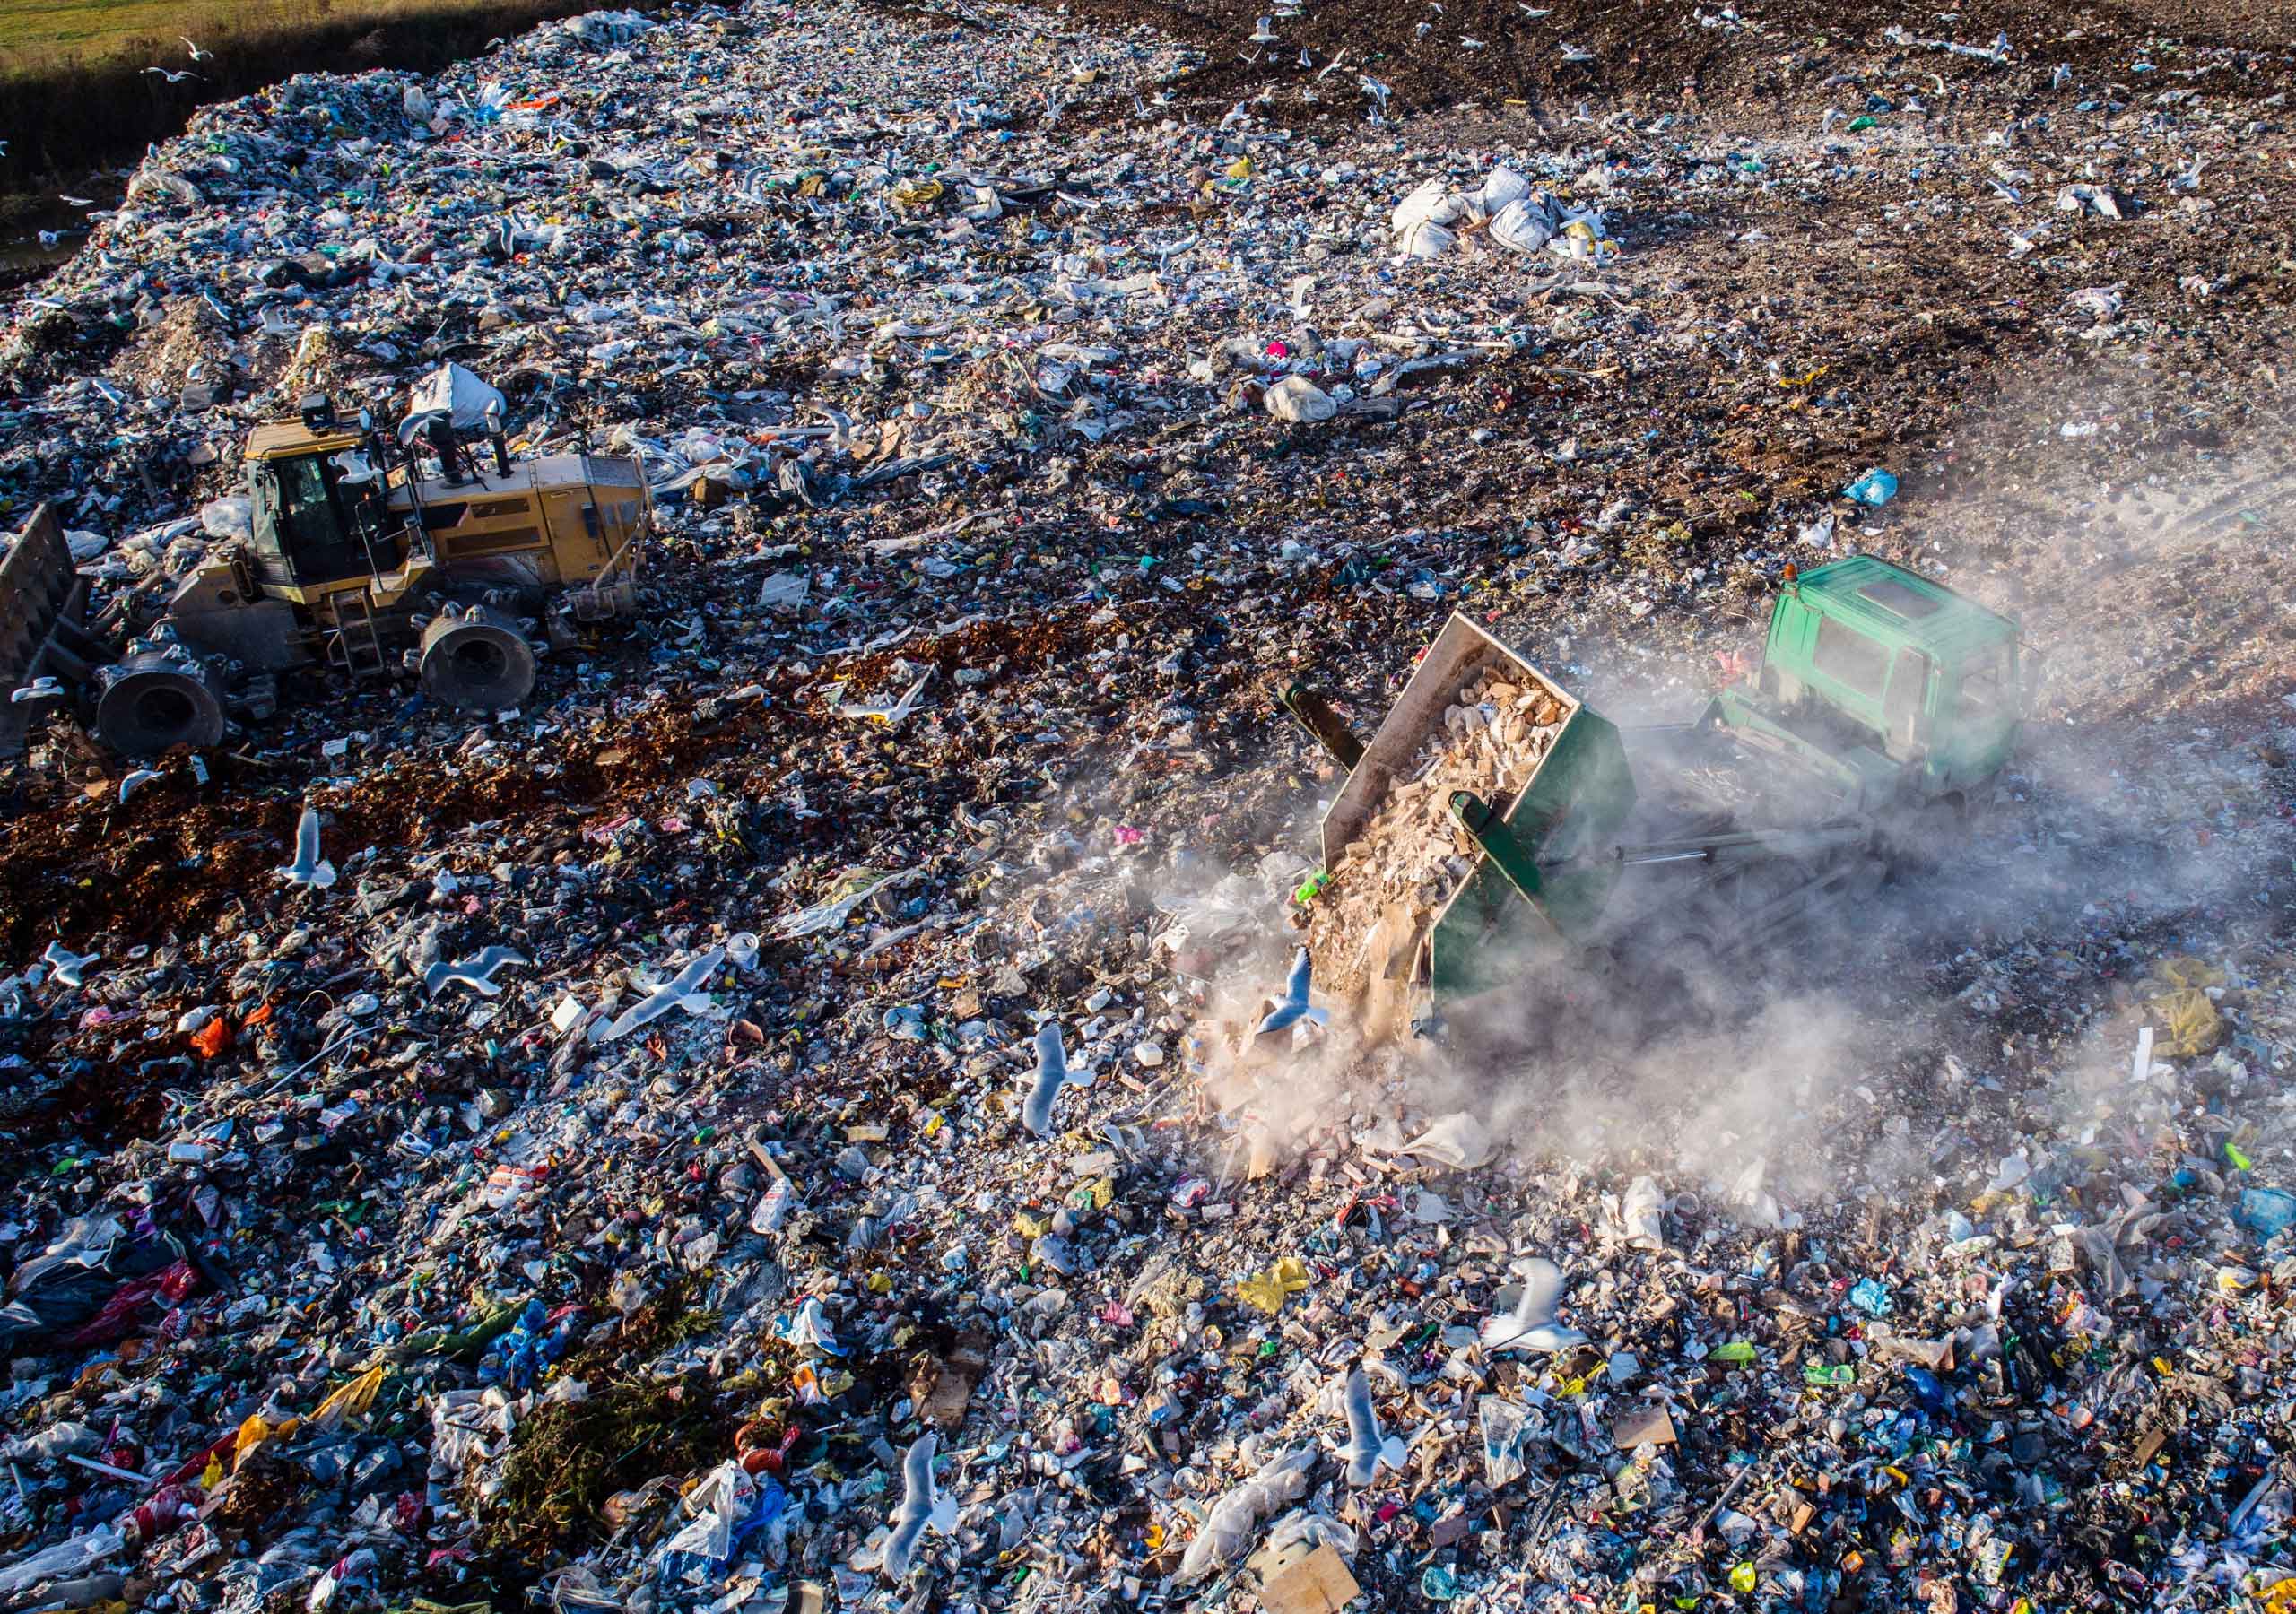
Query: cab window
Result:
<box><xmin>1956</xmin><ymin>641</ymin><xmax>2013</xmax><ymax>721</ymax></box>
<box><xmin>1812</xmin><ymin>617</ymin><xmax>1890</xmax><ymax>699</ymax></box>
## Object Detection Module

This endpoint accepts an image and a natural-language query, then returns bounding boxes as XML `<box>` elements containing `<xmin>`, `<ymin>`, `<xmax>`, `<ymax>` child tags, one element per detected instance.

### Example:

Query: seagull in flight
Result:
<box><xmin>59</xmin><ymin>195</ymin><xmax>96</xmax><ymax>208</ymax></box>
<box><xmin>423</xmin><ymin>945</ymin><xmax>530</xmax><ymax>998</ymax></box>
<box><xmin>41</xmin><ymin>941</ymin><xmax>101</xmax><ymax>988</ymax></box>
<box><xmin>1021</xmin><ymin>1019</ymin><xmax>1093</xmax><ymax>1136</ymax></box>
<box><xmin>880</xmin><ymin>1432</ymin><xmax>959</xmax><ymax>1581</ymax></box>
<box><xmin>275</xmin><ymin>806</ymin><xmax>337</xmax><ymax>889</ymax></box>
<box><xmin>143</xmin><ymin>66</ymin><xmax>203</xmax><ymax>82</ymax></box>
<box><xmin>181</xmin><ymin>35</ymin><xmax>213</xmax><ymax>59</ymax></box>
<box><xmin>599</xmin><ymin>945</ymin><xmax>725</xmax><ymax>1040</ymax></box>
<box><xmin>1337</xmin><ymin>1367</ymin><xmax>1409</xmax><ymax>1486</ymax></box>
<box><xmin>1479</xmin><ymin>1256</ymin><xmax>1589</xmax><ymax>1354</ymax></box>
<box><xmin>1256</xmin><ymin>948</ymin><xmax>1328</xmax><ymax>1038</ymax></box>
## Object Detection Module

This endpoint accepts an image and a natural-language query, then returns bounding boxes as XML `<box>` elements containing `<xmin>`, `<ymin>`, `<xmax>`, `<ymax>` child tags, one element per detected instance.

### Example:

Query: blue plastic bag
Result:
<box><xmin>1848</xmin><ymin>1276</ymin><xmax>1894</xmax><ymax>1316</ymax></box>
<box><xmin>2238</xmin><ymin>1186</ymin><xmax>2296</xmax><ymax>1238</ymax></box>
<box><xmin>1843</xmin><ymin>468</ymin><xmax>1899</xmax><ymax>507</ymax></box>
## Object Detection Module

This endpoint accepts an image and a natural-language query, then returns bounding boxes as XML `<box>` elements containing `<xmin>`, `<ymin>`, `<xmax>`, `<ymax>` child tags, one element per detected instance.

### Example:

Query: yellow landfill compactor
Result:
<box><xmin>1</xmin><ymin>362</ymin><xmax>652</xmax><ymax>758</ymax></box>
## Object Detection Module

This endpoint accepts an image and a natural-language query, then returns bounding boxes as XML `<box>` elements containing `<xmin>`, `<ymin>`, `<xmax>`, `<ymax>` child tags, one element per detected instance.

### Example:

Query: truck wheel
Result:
<box><xmin>1888</xmin><ymin>797</ymin><xmax>1964</xmax><ymax>881</ymax></box>
<box><xmin>94</xmin><ymin>655</ymin><xmax>227</xmax><ymax>756</ymax></box>
<box><xmin>418</xmin><ymin>606</ymin><xmax>535</xmax><ymax>712</ymax></box>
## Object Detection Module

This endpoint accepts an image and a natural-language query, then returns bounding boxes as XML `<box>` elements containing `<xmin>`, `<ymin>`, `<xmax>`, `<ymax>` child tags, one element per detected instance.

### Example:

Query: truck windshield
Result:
<box><xmin>1812</xmin><ymin>617</ymin><xmax>1890</xmax><ymax>699</ymax></box>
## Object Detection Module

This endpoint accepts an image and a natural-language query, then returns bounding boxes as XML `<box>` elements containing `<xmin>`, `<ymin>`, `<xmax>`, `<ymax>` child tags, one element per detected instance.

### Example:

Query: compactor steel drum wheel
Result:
<box><xmin>418</xmin><ymin>605</ymin><xmax>536</xmax><ymax>712</ymax></box>
<box><xmin>94</xmin><ymin>647</ymin><xmax>228</xmax><ymax>755</ymax></box>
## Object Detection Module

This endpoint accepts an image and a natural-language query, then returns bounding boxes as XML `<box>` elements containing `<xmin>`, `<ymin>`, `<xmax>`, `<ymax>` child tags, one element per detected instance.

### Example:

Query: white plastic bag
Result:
<box><xmin>1397</xmin><ymin>219</ymin><xmax>1457</xmax><ymax>258</ymax></box>
<box><xmin>1177</xmin><ymin>1445</ymin><xmax>1316</xmax><ymax>1584</ymax></box>
<box><xmin>1390</xmin><ymin>176</ymin><xmax>1463</xmax><ymax>234</ymax></box>
<box><xmin>1488</xmin><ymin>198</ymin><xmax>1554</xmax><ymax>255</ymax></box>
<box><xmin>1479</xmin><ymin>166</ymin><xmax>1532</xmax><ymax>213</ymax></box>
<box><xmin>1264</xmin><ymin>377</ymin><xmax>1335</xmax><ymax>423</ymax></box>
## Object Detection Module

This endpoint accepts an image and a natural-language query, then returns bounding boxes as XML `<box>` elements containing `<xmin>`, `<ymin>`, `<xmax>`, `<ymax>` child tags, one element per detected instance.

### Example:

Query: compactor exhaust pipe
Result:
<box><xmin>417</xmin><ymin>605</ymin><xmax>536</xmax><ymax>711</ymax></box>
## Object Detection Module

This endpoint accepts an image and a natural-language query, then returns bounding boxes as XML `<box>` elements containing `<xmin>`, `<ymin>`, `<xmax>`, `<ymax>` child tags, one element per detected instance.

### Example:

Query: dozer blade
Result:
<box><xmin>0</xmin><ymin>505</ymin><xmax>89</xmax><ymax>758</ymax></box>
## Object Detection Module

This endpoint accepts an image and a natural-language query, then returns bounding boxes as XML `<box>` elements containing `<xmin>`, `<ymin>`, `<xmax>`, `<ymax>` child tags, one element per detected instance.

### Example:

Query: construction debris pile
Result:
<box><xmin>4</xmin><ymin>0</ymin><xmax>2296</xmax><ymax>1609</ymax></box>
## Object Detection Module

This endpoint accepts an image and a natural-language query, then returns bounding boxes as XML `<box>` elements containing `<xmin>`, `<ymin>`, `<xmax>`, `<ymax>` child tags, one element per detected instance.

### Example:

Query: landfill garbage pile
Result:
<box><xmin>4</xmin><ymin>0</ymin><xmax>2296</xmax><ymax>1610</ymax></box>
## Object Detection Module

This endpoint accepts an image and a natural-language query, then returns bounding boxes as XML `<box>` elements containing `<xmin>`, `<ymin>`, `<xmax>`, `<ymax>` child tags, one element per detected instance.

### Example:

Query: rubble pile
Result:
<box><xmin>2</xmin><ymin>0</ymin><xmax>2296</xmax><ymax>1610</ymax></box>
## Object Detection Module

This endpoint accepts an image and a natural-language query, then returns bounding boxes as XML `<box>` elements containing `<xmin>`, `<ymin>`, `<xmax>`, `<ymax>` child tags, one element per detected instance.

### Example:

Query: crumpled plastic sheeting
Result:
<box><xmin>773</xmin><ymin>866</ymin><xmax>926</xmax><ymax>939</ymax></box>
<box><xmin>0</xmin><ymin>1525</ymin><xmax>125</xmax><ymax>1597</ymax></box>
<box><xmin>1176</xmin><ymin>1444</ymin><xmax>1316</xmax><ymax>1584</ymax></box>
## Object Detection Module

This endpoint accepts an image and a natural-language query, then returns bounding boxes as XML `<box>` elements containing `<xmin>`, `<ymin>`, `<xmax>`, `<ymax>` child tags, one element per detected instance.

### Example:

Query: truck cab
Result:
<box><xmin>1711</xmin><ymin>555</ymin><xmax>2030</xmax><ymax>810</ymax></box>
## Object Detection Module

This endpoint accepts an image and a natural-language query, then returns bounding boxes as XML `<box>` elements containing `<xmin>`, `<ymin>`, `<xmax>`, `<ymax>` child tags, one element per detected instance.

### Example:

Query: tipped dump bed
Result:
<box><xmin>1308</xmin><ymin>612</ymin><xmax>1639</xmax><ymax>1028</ymax></box>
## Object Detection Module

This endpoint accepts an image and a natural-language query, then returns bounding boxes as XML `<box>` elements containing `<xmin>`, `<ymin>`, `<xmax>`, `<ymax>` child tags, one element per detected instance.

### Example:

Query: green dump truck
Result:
<box><xmin>1280</xmin><ymin>554</ymin><xmax>2038</xmax><ymax>1041</ymax></box>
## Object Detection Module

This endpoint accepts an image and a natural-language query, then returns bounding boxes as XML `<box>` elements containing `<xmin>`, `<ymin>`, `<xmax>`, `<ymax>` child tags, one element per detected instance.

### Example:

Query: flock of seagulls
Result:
<box><xmin>142</xmin><ymin>37</ymin><xmax>209</xmax><ymax>82</ymax></box>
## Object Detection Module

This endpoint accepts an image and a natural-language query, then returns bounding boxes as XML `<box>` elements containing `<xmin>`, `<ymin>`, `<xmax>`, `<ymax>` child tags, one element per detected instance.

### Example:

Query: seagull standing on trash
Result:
<box><xmin>1338</xmin><ymin>1367</ymin><xmax>1409</xmax><ymax>1486</ymax></box>
<box><xmin>276</xmin><ymin>805</ymin><xmax>337</xmax><ymax>889</ymax></box>
<box><xmin>880</xmin><ymin>1432</ymin><xmax>959</xmax><ymax>1581</ymax></box>
<box><xmin>1479</xmin><ymin>1256</ymin><xmax>1589</xmax><ymax>1354</ymax></box>
<box><xmin>1256</xmin><ymin>948</ymin><xmax>1328</xmax><ymax>1040</ymax></box>
<box><xmin>423</xmin><ymin>946</ymin><xmax>531</xmax><ymax>998</ymax></box>
<box><xmin>599</xmin><ymin>945</ymin><xmax>726</xmax><ymax>1039</ymax></box>
<box><xmin>41</xmin><ymin>941</ymin><xmax>100</xmax><ymax>988</ymax></box>
<box><xmin>1021</xmin><ymin>1019</ymin><xmax>1093</xmax><ymax>1136</ymax></box>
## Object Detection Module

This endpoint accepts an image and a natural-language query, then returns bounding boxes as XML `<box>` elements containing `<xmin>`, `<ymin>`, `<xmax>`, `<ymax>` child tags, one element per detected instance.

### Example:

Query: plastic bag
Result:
<box><xmin>1264</xmin><ymin>377</ymin><xmax>1335</xmax><ymax>423</ymax></box>
<box><xmin>1397</xmin><ymin>219</ymin><xmax>1457</xmax><ymax>259</ymax></box>
<box><xmin>1488</xmin><ymin>198</ymin><xmax>1555</xmax><ymax>255</ymax></box>
<box><xmin>1390</xmin><ymin>176</ymin><xmax>1465</xmax><ymax>234</ymax></box>
<box><xmin>1177</xmin><ymin>1445</ymin><xmax>1315</xmax><ymax>1584</ymax></box>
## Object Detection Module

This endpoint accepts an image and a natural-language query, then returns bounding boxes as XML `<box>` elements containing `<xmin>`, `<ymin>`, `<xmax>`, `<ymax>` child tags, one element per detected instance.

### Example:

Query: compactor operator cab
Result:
<box><xmin>245</xmin><ymin>395</ymin><xmax>405</xmax><ymax>593</ymax></box>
